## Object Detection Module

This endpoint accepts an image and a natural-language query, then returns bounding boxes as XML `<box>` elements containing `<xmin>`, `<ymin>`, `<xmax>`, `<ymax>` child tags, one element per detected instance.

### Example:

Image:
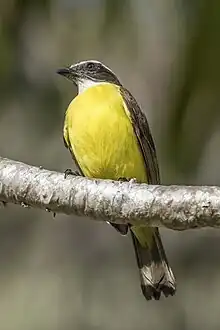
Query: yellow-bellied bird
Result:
<box><xmin>57</xmin><ymin>60</ymin><xmax>176</xmax><ymax>300</ymax></box>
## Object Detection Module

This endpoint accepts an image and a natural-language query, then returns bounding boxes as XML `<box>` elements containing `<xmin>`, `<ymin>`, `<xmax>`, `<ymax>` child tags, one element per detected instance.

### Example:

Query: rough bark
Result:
<box><xmin>0</xmin><ymin>157</ymin><xmax>220</xmax><ymax>230</ymax></box>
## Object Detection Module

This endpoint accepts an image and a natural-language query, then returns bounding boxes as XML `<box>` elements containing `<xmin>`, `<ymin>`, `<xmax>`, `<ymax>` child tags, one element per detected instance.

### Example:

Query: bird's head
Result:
<box><xmin>57</xmin><ymin>60</ymin><xmax>121</xmax><ymax>92</ymax></box>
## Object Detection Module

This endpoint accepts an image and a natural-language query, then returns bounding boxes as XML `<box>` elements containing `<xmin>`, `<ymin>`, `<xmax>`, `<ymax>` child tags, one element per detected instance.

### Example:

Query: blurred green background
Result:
<box><xmin>1</xmin><ymin>0</ymin><xmax>220</xmax><ymax>329</ymax></box>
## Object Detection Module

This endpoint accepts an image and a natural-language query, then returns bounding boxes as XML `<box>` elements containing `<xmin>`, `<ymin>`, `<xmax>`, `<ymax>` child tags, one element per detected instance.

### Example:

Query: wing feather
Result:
<box><xmin>120</xmin><ymin>87</ymin><xmax>160</xmax><ymax>184</ymax></box>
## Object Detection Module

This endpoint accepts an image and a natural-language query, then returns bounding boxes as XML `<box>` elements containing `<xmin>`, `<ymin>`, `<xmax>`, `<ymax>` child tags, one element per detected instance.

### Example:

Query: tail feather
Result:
<box><xmin>130</xmin><ymin>227</ymin><xmax>176</xmax><ymax>300</ymax></box>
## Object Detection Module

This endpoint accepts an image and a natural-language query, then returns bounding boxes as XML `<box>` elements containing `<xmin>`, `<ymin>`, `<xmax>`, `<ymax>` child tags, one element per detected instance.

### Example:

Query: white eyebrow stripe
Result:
<box><xmin>70</xmin><ymin>60</ymin><xmax>114</xmax><ymax>74</ymax></box>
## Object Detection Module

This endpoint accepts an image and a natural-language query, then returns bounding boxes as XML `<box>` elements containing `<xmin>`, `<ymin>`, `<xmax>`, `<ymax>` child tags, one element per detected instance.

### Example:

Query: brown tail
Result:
<box><xmin>130</xmin><ymin>227</ymin><xmax>176</xmax><ymax>300</ymax></box>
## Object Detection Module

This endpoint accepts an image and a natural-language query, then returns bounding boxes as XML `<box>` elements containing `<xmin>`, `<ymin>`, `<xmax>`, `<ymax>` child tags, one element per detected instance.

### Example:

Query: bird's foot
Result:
<box><xmin>64</xmin><ymin>169</ymin><xmax>81</xmax><ymax>179</ymax></box>
<box><xmin>118</xmin><ymin>177</ymin><xmax>129</xmax><ymax>182</ymax></box>
<box><xmin>129</xmin><ymin>178</ymin><xmax>137</xmax><ymax>184</ymax></box>
<box><xmin>118</xmin><ymin>177</ymin><xmax>137</xmax><ymax>183</ymax></box>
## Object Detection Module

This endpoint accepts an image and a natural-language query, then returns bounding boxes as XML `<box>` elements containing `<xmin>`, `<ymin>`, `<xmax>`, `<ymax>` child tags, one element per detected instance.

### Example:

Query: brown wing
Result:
<box><xmin>120</xmin><ymin>87</ymin><xmax>160</xmax><ymax>185</ymax></box>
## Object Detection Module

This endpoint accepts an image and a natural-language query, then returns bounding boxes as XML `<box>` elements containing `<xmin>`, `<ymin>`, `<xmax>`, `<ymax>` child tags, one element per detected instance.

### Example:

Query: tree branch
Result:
<box><xmin>0</xmin><ymin>157</ymin><xmax>220</xmax><ymax>230</ymax></box>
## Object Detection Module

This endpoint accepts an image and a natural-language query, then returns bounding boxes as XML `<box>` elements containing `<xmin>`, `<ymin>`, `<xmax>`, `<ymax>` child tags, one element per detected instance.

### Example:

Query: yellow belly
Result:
<box><xmin>64</xmin><ymin>83</ymin><xmax>147</xmax><ymax>182</ymax></box>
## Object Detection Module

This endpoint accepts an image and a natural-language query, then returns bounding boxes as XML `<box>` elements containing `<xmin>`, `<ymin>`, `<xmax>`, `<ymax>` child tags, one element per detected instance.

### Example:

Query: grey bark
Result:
<box><xmin>0</xmin><ymin>157</ymin><xmax>220</xmax><ymax>230</ymax></box>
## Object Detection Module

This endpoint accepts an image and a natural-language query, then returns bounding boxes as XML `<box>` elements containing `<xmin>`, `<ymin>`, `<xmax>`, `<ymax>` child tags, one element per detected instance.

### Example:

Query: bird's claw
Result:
<box><xmin>118</xmin><ymin>177</ymin><xmax>129</xmax><ymax>182</ymax></box>
<box><xmin>64</xmin><ymin>168</ymin><xmax>81</xmax><ymax>179</ymax></box>
<box><xmin>118</xmin><ymin>177</ymin><xmax>137</xmax><ymax>183</ymax></box>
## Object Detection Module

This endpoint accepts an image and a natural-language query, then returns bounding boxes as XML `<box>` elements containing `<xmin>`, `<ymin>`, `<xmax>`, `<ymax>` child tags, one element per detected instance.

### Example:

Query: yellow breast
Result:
<box><xmin>64</xmin><ymin>83</ymin><xmax>147</xmax><ymax>182</ymax></box>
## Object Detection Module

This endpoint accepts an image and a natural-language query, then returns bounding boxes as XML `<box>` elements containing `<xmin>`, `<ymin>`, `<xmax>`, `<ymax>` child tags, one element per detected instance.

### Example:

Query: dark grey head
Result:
<box><xmin>57</xmin><ymin>60</ymin><xmax>121</xmax><ymax>92</ymax></box>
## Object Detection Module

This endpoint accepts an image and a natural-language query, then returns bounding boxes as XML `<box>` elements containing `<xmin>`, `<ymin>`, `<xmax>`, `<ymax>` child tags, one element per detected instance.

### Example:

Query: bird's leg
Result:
<box><xmin>118</xmin><ymin>177</ymin><xmax>129</xmax><ymax>182</ymax></box>
<box><xmin>64</xmin><ymin>169</ymin><xmax>81</xmax><ymax>179</ymax></box>
<box><xmin>118</xmin><ymin>177</ymin><xmax>137</xmax><ymax>183</ymax></box>
<box><xmin>129</xmin><ymin>178</ymin><xmax>138</xmax><ymax>184</ymax></box>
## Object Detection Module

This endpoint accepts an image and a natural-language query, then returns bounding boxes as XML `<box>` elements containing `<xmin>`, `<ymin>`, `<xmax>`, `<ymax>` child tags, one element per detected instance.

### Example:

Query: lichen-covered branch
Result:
<box><xmin>0</xmin><ymin>157</ymin><xmax>220</xmax><ymax>230</ymax></box>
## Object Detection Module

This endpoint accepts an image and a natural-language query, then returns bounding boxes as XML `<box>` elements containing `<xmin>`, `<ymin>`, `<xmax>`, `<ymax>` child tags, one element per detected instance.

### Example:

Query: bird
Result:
<box><xmin>57</xmin><ymin>60</ymin><xmax>176</xmax><ymax>300</ymax></box>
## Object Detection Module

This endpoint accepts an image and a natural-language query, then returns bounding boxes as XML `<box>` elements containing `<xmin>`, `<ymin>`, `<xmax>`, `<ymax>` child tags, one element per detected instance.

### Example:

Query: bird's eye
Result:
<box><xmin>87</xmin><ymin>63</ymin><xmax>94</xmax><ymax>70</ymax></box>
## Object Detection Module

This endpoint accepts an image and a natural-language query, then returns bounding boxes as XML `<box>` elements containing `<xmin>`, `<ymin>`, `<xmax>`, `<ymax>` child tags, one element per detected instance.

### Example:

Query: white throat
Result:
<box><xmin>77</xmin><ymin>79</ymin><xmax>107</xmax><ymax>94</ymax></box>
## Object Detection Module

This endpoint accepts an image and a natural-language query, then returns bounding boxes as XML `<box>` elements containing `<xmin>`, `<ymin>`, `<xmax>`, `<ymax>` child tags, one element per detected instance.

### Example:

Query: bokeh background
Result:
<box><xmin>0</xmin><ymin>1</ymin><xmax>220</xmax><ymax>329</ymax></box>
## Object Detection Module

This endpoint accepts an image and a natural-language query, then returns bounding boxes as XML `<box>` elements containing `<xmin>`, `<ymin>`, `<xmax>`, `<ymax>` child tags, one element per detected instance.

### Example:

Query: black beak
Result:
<box><xmin>56</xmin><ymin>67</ymin><xmax>71</xmax><ymax>76</ymax></box>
